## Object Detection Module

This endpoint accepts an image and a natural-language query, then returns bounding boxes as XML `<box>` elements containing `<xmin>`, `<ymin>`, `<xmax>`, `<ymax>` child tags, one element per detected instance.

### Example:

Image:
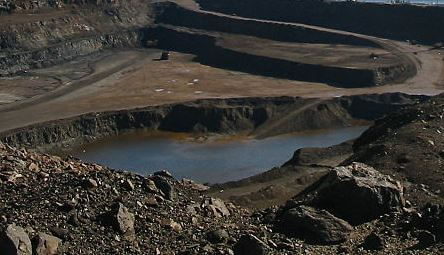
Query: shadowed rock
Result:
<box><xmin>361</xmin><ymin>232</ymin><xmax>385</xmax><ymax>251</ymax></box>
<box><xmin>290</xmin><ymin>162</ymin><xmax>404</xmax><ymax>225</ymax></box>
<box><xmin>100</xmin><ymin>203</ymin><xmax>135</xmax><ymax>240</ymax></box>
<box><xmin>0</xmin><ymin>224</ymin><xmax>32</xmax><ymax>255</ymax></box>
<box><xmin>233</xmin><ymin>234</ymin><xmax>269</xmax><ymax>255</ymax></box>
<box><xmin>277</xmin><ymin>205</ymin><xmax>353</xmax><ymax>244</ymax></box>
<box><xmin>151</xmin><ymin>176</ymin><xmax>176</xmax><ymax>201</ymax></box>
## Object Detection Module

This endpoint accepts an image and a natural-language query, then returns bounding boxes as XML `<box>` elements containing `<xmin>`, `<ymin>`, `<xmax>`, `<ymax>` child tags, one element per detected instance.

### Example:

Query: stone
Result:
<box><xmin>123</xmin><ymin>179</ymin><xmax>135</xmax><ymax>191</ymax></box>
<box><xmin>145</xmin><ymin>196</ymin><xmax>158</xmax><ymax>207</ymax></box>
<box><xmin>0</xmin><ymin>224</ymin><xmax>32</xmax><ymax>255</ymax></box>
<box><xmin>293</xmin><ymin>162</ymin><xmax>405</xmax><ymax>225</ymax></box>
<box><xmin>151</xmin><ymin>176</ymin><xmax>176</xmax><ymax>200</ymax></box>
<box><xmin>181</xmin><ymin>179</ymin><xmax>210</xmax><ymax>191</ymax></box>
<box><xmin>160</xmin><ymin>219</ymin><xmax>182</xmax><ymax>232</ymax></box>
<box><xmin>207</xmin><ymin>229</ymin><xmax>229</xmax><ymax>244</ymax></box>
<box><xmin>414</xmin><ymin>230</ymin><xmax>436</xmax><ymax>247</ymax></box>
<box><xmin>362</xmin><ymin>232</ymin><xmax>384</xmax><ymax>251</ymax></box>
<box><xmin>100</xmin><ymin>203</ymin><xmax>135</xmax><ymax>240</ymax></box>
<box><xmin>154</xmin><ymin>170</ymin><xmax>173</xmax><ymax>178</ymax></box>
<box><xmin>49</xmin><ymin>228</ymin><xmax>69</xmax><ymax>241</ymax></box>
<box><xmin>233</xmin><ymin>234</ymin><xmax>269</xmax><ymax>255</ymax></box>
<box><xmin>142</xmin><ymin>179</ymin><xmax>159</xmax><ymax>193</ymax></box>
<box><xmin>32</xmin><ymin>233</ymin><xmax>61</xmax><ymax>255</ymax></box>
<box><xmin>202</xmin><ymin>198</ymin><xmax>230</xmax><ymax>218</ymax></box>
<box><xmin>68</xmin><ymin>211</ymin><xmax>80</xmax><ymax>226</ymax></box>
<box><xmin>83</xmin><ymin>179</ymin><xmax>98</xmax><ymax>189</ymax></box>
<box><xmin>277</xmin><ymin>205</ymin><xmax>353</xmax><ymax>244</ymax></box>
<box><xmin>28</xmin><ymin>162</ymin><xmax>39</xmax><ymax>171</ymax></box>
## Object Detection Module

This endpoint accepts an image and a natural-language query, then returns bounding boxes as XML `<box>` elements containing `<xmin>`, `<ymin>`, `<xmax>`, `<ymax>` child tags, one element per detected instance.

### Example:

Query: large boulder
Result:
<box><xmin>292</xmin><ymin>162</ymin><xmax>404</xmax><ymax>225</ymax></box>
<box><xmin>0</xmin><ymin>224</ymin><xmax>32</xmax><ymax>255</ymax></box>
<box><xmin>277</xmin><ymin>205</ymin><xmax>353</xmax><ymax>244</ymax></box>
<box><xmin>32</xmin><ymin>233</ymin><xmax>62</xmax><ymax>255</ymax></box>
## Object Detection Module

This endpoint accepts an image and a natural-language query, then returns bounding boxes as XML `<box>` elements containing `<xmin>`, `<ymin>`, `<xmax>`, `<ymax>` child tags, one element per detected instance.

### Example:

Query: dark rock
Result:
<box><xmin>68</xmin><ymin>211</ymin><xmax>80</xmax><ymax>226</ymax></box>
<box><xmin>337</xmin><ymin>245</ymin><xmax>350</xmax><ymax>254</ymax></box>
<box><xmin>123</xmin><ymin>179</ymin><xmax>135</xmax><ymax>191</ymax></box>
<box><xmin>233</xmin><ymin>234</ymin><xmax>269</xmax><ymax>255</ymax></box>
<box><xmin>151</xmin><ymin>176</ymin><xmax>176</xmax><ymax>200</ymax></box>
<box><xmin>293</xmin><ymin>162</ymin><xmax>405</xmax><ymax>225</ymax></box>
<box><xmin>362</xmin><ymin>232</ymin><xmax>385</xmax><ymax>251</ymax></box>
<box><xmin>0</xmin><ymin>224</ymin><xmax>32</xmax><ymax>255</ymax></box>
<box><xmin>100</xmin><ymin>202</ymin><xmax>135</xmax><ymax>240</ymax></box>
<box><xmin>207</xmin><ymin>229</ymin><xmax>229</xmax><ymax>244</ymax></box>
<box><xmin>60</xmin><ymin>199</ymin><xmax>77</xmax><ymax>212</ymax></box>
<box><xmin>263</xmin><ymin>212</ymin><xmax>276</xmax><ymax>224</ymax></box>
<box><xmin>153</xmin><ymin>170</ymin><xmax>173</xmax><ymax>178</ymax></box>
<box><xmin>82</xmin><ymin>179</ymin><xmax>98</xmax><ymax>189</ymax></box>
<box><xmin>49</xmin><ymin>228</ymin><xmax>69</xmax><ymax>241</ymax></box>
<box><xmin>414</xmin><ymin>230</ymin><xmax>436</xmax><ymax>247</ymax></box>
<box><xmin>32</xmin><ymin>233</ymin><xmax>61</xmax><ymax>255</ymax></box>
<box><xmin>277</xmin><ymin>205</ymin><xmax>353</xmax><ymax>244</ymax></box>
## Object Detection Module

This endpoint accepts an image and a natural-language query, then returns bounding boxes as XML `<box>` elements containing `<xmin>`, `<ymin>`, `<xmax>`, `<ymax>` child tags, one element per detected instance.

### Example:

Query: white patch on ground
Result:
<box><xmin>0</xmin><ymin>93</ymin><xmax>24</xmax><ymax>104</ymax></box>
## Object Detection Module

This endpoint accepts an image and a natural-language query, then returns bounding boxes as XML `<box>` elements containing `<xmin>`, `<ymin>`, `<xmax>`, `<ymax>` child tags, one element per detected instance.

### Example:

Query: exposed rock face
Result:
<box><xmin>292</xmin><ymin>162</ymin><xmax>405</xmax><ymax>225</ymax></box>
<box><xmin>32</xmin><ymin>233</ymin><xmax>62</xmax><ymax>255</ymax></box>
<box><xmin>233</xmin><ymin>234</ymin><xmax>269</xmax><ymax>255</ymax></box>
<box><xmin>0</xmin><ymin>94</ymin><xmax>424</xmax><ymax>151</ymax></box>
<box><xmin>0</xmin><ymin>0</ymin><xmax>153</xmax><ymax>76</ymax></box>
<box><xmin>0</xmin><ymin>224</ymin><xmax>32</xmax><ymax>255</ymax></box>
<box><xmin>345</xmin><ymin>94</ymin><xmax>444</xmax><ymax>206</ymax></box>
<box><xmin>197</xmin><ymin>0</ymin><xmax>444</xmax><ymax>45</ymax></box>
<box><xmin>277</xmin><ymin>205</ymin><xmax>353</xmax><ymax>244</ymax></box>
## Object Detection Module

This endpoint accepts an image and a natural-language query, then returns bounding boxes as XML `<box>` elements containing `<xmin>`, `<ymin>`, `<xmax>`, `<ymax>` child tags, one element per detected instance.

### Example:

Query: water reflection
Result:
<box><xmin>71</xmin><ymin>126</ymin><xmax>368</xmax><ymax>184</ymax></box>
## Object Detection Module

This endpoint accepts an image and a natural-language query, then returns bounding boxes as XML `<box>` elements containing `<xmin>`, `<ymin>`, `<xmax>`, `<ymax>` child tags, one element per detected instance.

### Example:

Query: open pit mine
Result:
<box><xmin>1</xmin><ymin>0</ymin><xmax>444</xmax><ymax>254</ymax></box>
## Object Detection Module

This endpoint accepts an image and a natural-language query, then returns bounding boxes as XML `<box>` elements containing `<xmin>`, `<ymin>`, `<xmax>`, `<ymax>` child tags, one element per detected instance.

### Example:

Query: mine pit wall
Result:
<box><xmin>0</xmin><ymin>0</ymin><xmax>414</xmax><ymax>86</ymax></box>
<box><xmin>0</xmin><ymin>30</ymin><xmax>147</xmax><ymax>76</ymax></box>
<box><xmin>197</xmin><ymin>0</ymin><xmax>444</xmax><ymax>45</ymax></box>
<box><xmin>0</xmin><ymin>94</ymin><xmax>427</xmax><ymax>152</ymax></box>
<box><xmin>0</xmin><ymin>0</ymin><xmax>154</xmax><ymax>76</ymax></box>
<box><xmin>153</xmin><ymin>2</ymin><xmax>381</xmax><ymax>48</ymax></box>
<box><xmin>148</xmin><ymin>26</ymin><xmax>411</xmax><ymax>88</ymax></box>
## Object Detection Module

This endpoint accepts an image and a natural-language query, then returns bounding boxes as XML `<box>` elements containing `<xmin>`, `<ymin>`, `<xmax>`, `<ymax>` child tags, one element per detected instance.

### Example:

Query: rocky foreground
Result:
<box><xmin>1</xmin><ymin>140</ymin><xmax>444</xmax><ymax>255</ymax></box>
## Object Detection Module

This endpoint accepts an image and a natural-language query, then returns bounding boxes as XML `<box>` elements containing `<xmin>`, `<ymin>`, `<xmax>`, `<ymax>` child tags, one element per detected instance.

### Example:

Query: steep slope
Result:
<box><xmin>0</xmin><ymin>0</ymin><xmax>154</xmax><ymax>75</ymax></box>
<box><xmin>346</xmin><ymin>93</ymin><xmax>444</xmax><ymax>205</ymax></box>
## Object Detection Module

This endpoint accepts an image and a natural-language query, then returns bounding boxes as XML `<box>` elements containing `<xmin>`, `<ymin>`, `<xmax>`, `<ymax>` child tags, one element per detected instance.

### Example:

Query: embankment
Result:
<box><xmin>147</xmin><ymin>26</ymin><xmax>411</xmax><ymax>87</ymax></box>
<box><xmin>0</xmin><ymin>0</ymin><xmax>154</xmax><ymax>75</ymax></box>
<box><xmin>0</xmin><ymin>93</ymin><xmax>428</xmax><ymax>151</ymax></box>
<box><xmin>197</xmin><ymin>0</ymin><xmax>444</xmax><ymax>45</ymax></box>
<box><xmin>153</xmin><ymin>2</ymin><xmax>380</xmax><ymax>48</ymax></box>
<box><xmin>0</xmin><ymin>29</ymin><xmax>148</xmax><ymax>76</ymax></box>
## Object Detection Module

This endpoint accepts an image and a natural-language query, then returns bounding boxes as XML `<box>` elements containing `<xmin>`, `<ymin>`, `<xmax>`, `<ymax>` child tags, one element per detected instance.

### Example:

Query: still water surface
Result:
<box><xmin>72</xmin><ymin>126</ymin><xmax>368</xmax><ymax>184</ymax></box>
